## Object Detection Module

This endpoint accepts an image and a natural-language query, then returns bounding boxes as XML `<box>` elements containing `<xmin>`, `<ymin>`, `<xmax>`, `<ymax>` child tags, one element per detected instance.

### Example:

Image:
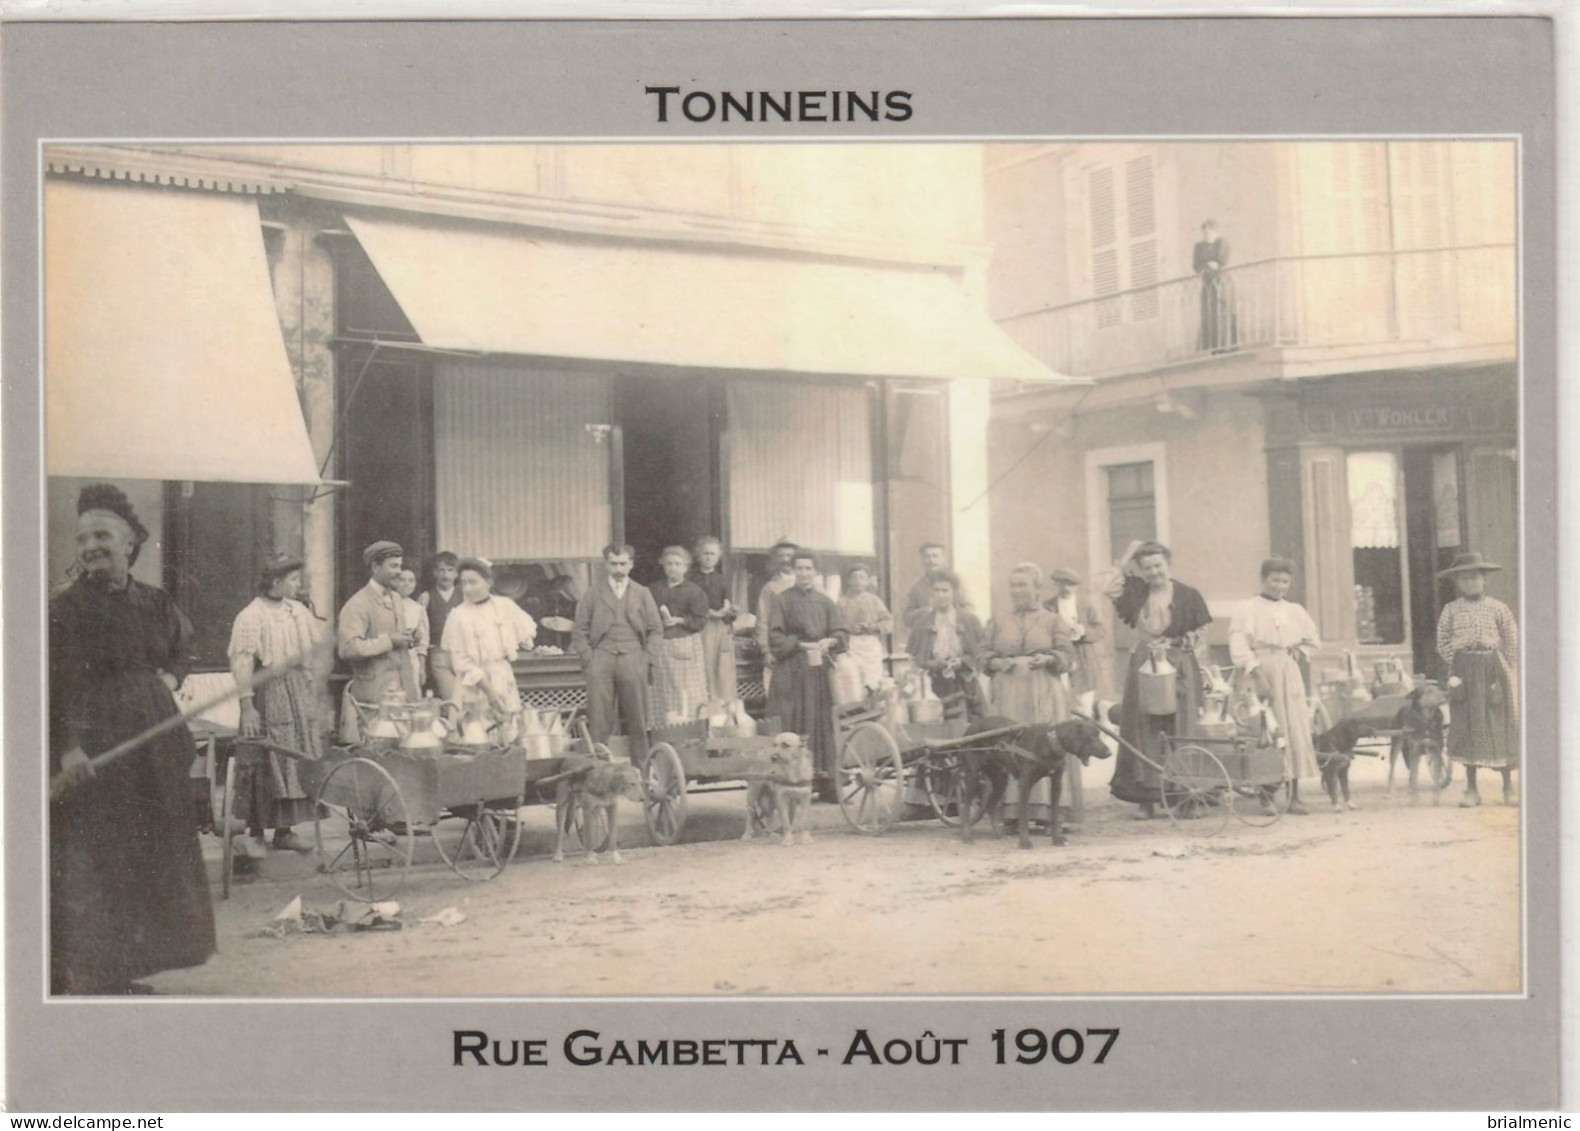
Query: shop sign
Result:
<box><xmin>1344</xmin><ymin>404</ymin><xmax>1455</xmax><ymax>433</ymax></box>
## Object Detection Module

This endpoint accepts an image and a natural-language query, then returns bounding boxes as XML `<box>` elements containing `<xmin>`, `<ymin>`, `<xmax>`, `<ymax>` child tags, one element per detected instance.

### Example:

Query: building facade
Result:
<box><xmin>983</xmin><ymin>140</ymin><xmax>1518</xmax><ymax>686</ymax></box>
<box><xmin>45</xmin><ymin>143</ymin><xmax>1062</xmax><ymax>703</ymax></box>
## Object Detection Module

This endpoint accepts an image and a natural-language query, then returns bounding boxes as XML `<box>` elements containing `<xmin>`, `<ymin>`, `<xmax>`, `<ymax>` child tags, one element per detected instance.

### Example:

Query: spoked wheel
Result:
<box><xmin>1160</xmin><ymin>744</ymin><xmax>1233</xmax><ymax>838</ymax></box>
<box><xmin>922</xmin><ymin>752</ymin><xmax>992</xmax><ymax>829</ymax></box>
<box><xmin>1232</xmin><ymin>776</ymin><xmax>1291</xmax><ymax>826</ymax></box>
<box><xmin>574</xmin><ymin>797</ymin><xmax>613</xmax><ymax>855</ymax></box>
<box><xmin>747</xmin><ymin>785</ymin><xmax>779</xmax><ymax>837</ymax></box>
<box><xmin>1428</xmin><ymin>741</ymin><xmax>1453</xmax><ymax>790</ymax></box>
<box><xmin>837</xmin><ymin>722</ymin><xmax>905</xmax><ymax>835</ymax></box>
<box><xmin>313</xmin><ymin>757</ymin><xmax>414</xmax><ymax>902</ymax></box>
<box><xmin>433</xmin><ymin>795</ymin><xmax>524</xmax><ymax>881</ymax></box>
<box><xmin>219</xmin><ymin>753</ymin><xmax>238</xmax><ymax>900</ymax></box>
<box><xmin>642</xmin><ymin>742</ymin><xmax>688</xmax><ymax>846</ymax></box>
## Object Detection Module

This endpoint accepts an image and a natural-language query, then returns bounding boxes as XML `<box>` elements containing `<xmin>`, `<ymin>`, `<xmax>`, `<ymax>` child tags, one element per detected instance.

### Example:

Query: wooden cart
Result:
<box><xmin>831</xmin><ymin>695</ymin><xmax>1012</xmax><ymax>835</ymax></box>
<box><xmin>293</xmin><ymin>741</ymin><xmax>528</xmax><ymax>902</ymax></box>
<box><xmin>586</xmin><ymin>717</ymin><xmax>782</xmax><ymax>847</ymax></box>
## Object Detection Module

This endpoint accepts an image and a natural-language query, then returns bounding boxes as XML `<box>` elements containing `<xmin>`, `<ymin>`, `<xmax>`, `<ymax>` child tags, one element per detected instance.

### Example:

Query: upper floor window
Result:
<box><xmin>1087</xmin><ymin>154</ymin><xmax>1159</xmax><ymax>327</ymax></box>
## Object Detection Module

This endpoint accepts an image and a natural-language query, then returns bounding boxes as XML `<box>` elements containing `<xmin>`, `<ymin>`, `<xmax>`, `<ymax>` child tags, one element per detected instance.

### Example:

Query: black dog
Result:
<box><xmin>956</xmin><ymin>715</ymin><xmax>1112</xmax><ymax>849</ymax></box>
<box><xmin>1388</xmin><ymin>683</ymin><xmax>1448</xmax><ymax>801</ymax></box>
<box><xmin>1316</xmin><ymin>718</ymin><xmax>1375</xmax><ymax>811</ymax></box>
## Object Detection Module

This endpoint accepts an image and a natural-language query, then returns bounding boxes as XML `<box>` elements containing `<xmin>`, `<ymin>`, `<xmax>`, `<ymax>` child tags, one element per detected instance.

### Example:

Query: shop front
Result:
<box><xmin>326</xmin><ymin>207</ymin><xmax>1059</xmax><ymax>708</ymax></box>
<box><xmin>43</xmin><ymin>176</ymin><xmax>323</xmax><ymax>669</ymax></box>
<box><xmin>1262</xmin><ymin>366</ymin><xmax>1519</xmax><ymax>682</ymax></box>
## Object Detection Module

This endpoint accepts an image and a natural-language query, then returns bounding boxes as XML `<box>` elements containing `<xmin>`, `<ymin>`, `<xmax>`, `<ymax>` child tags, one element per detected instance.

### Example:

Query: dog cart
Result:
<box><xmin>1082</xmin><ymin>710</ymin><xmax>1292</xmax><ymax>838</ymax></box>
<box><xmin>1313</xmin><ymin>655</ymin><xmax>1452</xmax><ymax>792</ymax></box>
<box><xmin>571</xmin><ymin>717</ymin><xmax>783</xmax><ymax>847</ymax></box>
<box><xmin>290</xmin><ymin>710</ymin><xmax>528</xmax><ymax>901</ymax></box>
<box><xmin>832</xmin><ymin>695</ymin><xmax>1029</xmax><ymax>835</ymax></box>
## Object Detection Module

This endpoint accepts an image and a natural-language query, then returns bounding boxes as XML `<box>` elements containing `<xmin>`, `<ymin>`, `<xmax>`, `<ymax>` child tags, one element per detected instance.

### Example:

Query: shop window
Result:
<box><xmin>1106</xmin><ymin>460</ymin><xmax>1157</xmax><ymax>561</ymax></box>
<box><xmin>1348</xmin><ymin>450</ymin><xmax>1406</xmax><ymax>645</ymax></box>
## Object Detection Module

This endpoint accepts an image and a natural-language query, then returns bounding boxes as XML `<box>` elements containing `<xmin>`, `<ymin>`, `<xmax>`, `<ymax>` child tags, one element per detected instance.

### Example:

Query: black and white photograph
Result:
<box><xmin>2</xmin><ymin>15</ymin><xmax>1563</xmax><ymax>1114</ymax></box>
<box><xmin>38</xmin><ymin>137</ymin><xmax>1524</xmax><ymax>997</ymax></box>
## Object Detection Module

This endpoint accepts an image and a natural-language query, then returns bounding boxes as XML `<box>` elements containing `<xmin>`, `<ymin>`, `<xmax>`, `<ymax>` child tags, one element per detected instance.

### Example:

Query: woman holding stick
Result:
<box><xmin>48</xmin><ymin>484</ymin><xmax>216</xmax><ymax>994</ymax></box>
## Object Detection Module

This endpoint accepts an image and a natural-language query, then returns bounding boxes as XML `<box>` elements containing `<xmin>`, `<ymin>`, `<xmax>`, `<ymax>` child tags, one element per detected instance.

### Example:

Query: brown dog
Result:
<box><xmin>957</xmin><ymin>716</ymin><xmax>1112</xmax><ymax>848</ymax></box>
<box><xmin>1316</xmin><ymin>717</ymin><xmax>1376</xmax><ymax>811</ymax></box>
<box><xmin>742</xmin><ymin>733</ymin><xmax>815</xmax><ymax>847</ymax></box>
<box><xmin>552</xmin><ymin>761</ymin><xmax>644</xmax><ymax>865</ymax></box>
<box><xmin>1387</xmin><ymin>683</ymin><xmax>1449</xmax><ymax>802</ymax></box>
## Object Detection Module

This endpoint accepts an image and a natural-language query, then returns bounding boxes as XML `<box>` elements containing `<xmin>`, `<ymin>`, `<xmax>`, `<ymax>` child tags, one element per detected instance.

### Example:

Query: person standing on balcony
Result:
<box><xmin>1194</xmin><ymin>219</ymin><xmax>1239</xmax><ymax>354</ymax></box>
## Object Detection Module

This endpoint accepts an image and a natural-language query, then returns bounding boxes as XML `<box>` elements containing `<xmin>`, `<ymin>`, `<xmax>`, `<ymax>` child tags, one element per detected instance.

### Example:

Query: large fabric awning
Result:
<box><xmin>45</xmin><ymin>179</ymin><xmax>321</xmax><ymax>484</ymax></box>
<box><xmin>345</xmin><ymin>212</ymin><xmax>1079</xmax><ymax>384</ymax></box>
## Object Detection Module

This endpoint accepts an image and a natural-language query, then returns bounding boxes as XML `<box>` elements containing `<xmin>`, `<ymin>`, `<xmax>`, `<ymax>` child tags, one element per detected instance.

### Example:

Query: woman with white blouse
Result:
<box><xmin>1229</xmin><ymin>556</ymin><xmax>1320</xmax><ymax>814</ymax></box>
<box><xmin>440</xmin><ymin>557</ymin><xmax>537</xmax><ymax>744</ymax></box>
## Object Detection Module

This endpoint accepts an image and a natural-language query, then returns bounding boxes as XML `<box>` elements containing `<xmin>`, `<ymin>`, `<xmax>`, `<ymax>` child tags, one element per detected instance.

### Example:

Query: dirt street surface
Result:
<box><xmin>151</xmin><ymin>753</ymin><xmax>1521</xmax><ymax>997</ymax></box>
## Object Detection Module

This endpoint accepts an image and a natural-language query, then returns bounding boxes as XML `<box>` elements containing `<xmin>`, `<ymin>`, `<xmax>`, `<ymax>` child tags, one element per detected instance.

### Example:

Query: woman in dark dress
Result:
<box><xmin>768</xmin><ymin>551</ymin><xmax>849</xmax><ymax>799</ymax></box>
<box><xmin>1103</xmin><ymin>540</ymin><xmax>1213</xmax><ymax>818</ymax></box>
<box><xmin>49</xmin><ymin>484</ymin><xmax>216</xmax><ymax>994</ymax></box>
<box><xmin>1193</xmin><ymin>219</ymin><xmax>1239</xmax><ymax>353</ymax></box>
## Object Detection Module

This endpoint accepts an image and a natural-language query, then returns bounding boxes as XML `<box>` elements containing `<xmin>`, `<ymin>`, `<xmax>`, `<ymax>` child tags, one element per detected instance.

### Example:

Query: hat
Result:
<box><xmin>76</xmin><ymin>483</ymin><xmax>150</xmax><ymax>566</ymax></box>
<box><xmin>363</xmin><ymin>540</ymin><xmax>404</xmax><ymax>567</ymax></box>
<box><xmin>1050</xmin><ymin>567</ymin><xmax>1082</xmax><ymax>586</ymax></box>
<box><xmin>1437</xmin><ymin>552</ymin><xmax>1503</xmax><ymax>578</ymax></box>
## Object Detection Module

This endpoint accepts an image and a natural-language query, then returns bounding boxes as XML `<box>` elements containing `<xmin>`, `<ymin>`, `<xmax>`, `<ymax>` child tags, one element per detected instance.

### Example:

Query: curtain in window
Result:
<box><xmin>726</xmin><ymin>379</ymin><xmax>875</xmax><ymax>554</ymax></box>
<box><xmin>434</xmin><ymin>361</ymin><xmax>612</xmax><ymax>560</ymax></box>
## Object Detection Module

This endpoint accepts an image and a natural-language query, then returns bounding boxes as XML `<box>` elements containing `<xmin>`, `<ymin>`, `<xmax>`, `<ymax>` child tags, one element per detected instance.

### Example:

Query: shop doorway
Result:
<box><xmin>1404</xmin><ymin>446</ymin><xmax>1465</xmax><ymax>678</ymax></box>
<box><xmin>1348</xmin><ymin>446</ymin><xmax>1464</xmax><ymax>679</ymax></box>
<box><xmin>614</xmin><ymin>374</ymin><xmax>721</xmax><ymax>586</ymax></box>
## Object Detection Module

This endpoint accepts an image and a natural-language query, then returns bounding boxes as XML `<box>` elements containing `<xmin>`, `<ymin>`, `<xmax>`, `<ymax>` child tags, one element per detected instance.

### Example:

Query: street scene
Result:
<box><xmin>43</xmin><ymin>140</ymin><xmax>1521</xmax><ymax>999</ymax></box>
<box><xmin>152</xmin><ymin>752</ymin><xmax>1520</xmax><ymax>998</ymax></box>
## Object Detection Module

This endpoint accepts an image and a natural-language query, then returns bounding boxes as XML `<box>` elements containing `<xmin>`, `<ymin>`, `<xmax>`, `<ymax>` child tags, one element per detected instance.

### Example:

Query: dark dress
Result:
<box><xmin>1108</xmin><ymin>576</ymin><xmax>1214</xmax><ymax>806</ymax></box>
<box><xmin>767</xmin><ymin>585</ymin><xmax>849</xmax><ymax>789</ymax></box>
<box><xmin>1193</xmin><ymin>236</ymin><xmax>1239</xmax><ymax>352</ymax></box>
<box><xmin>48</xmin><ymin>576</ymin><xmax>217</xmax><ymax>994</ymax></box>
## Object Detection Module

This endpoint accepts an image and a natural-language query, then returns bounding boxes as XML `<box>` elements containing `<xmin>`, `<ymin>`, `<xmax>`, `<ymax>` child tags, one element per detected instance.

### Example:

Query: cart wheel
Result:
<box><xmin>748</xmin><ymin>785</ymin><xmax>779</xmax><ymax>835</ymax></box>
<box><xmin>1428</xmin><ymin>741</ymin><xmax>1453</xmax><ymax>790</ymax></box>
<box><xmin>1310</xmin><ymin>698</ymin><xmax>1334</xmax><ymax>739</ymax></box>
<box><xmin>1161</xmin><ymin>744</ymin><xmax>1232</xmax><ymax>838</ymax></box>
<box><xmin>434</xmin><ymin>795</ymin><xmax>524</xmax><ymax>881</ymax></box>
<box><xmin>1232</xmin><ymin>776</ymin><xmax>1291</xmax><ymax>827</ymax></box>
<box><xmin>837</xmin><ymin>722</ymin><xmax>905</xmax><ymax>835</ymax></box>
<box><xmin>313</xmin><ymin>757</ymin><xmax>413</xmax><ymax>902</ymax></box>
<box><xmin>922</xmin><ymin>752</ymin><xmax>992</xmax><ymax>829</ymax></box>
<box><xmin>574</xmin><ymin>797</ymin><xmax>613</xmax><ymax>854</ymax></box>
<box><xmin>220</xmin><ymin>753</ymin><xmax>237</xmax><ymax>900</ymax></box>
<box><xmin>642</xmin><ymin>742</ymin><xmax>689</xmax><ymax>846</ymax></box>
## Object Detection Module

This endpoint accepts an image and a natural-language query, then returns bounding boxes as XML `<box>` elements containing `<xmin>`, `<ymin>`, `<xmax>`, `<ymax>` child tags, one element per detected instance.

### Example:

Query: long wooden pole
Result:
<box><xmin>50</xmin><ymin>639</ymin><xmax>334</xmax><ymax>798</ymax></box>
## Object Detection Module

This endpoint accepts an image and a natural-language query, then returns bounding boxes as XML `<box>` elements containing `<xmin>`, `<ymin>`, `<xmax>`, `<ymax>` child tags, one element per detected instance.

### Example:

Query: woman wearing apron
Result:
<box><xmin>1105</xmin><ymin>541</ymin><xmax>1213</xmax><ymax>819</ymax></box>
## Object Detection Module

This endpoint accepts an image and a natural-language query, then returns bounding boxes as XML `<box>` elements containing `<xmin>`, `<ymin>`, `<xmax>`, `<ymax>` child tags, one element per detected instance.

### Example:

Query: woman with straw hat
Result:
<box><xmin>1435</xmin><ymin>552</ymin><xmax>1519</xmax><ymax>807</ymax></box>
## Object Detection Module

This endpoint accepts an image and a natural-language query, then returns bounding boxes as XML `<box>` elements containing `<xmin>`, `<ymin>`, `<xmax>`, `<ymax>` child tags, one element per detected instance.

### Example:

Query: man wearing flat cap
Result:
<box><xmin>1044</xmin><ymin>566</ymin><xmax>1114</xmax><ymax>713</ymax></box>
<box><xmin>337</xmin><ymin>540</ymin><xmax>421</xmax><ymax>740</ymax></box>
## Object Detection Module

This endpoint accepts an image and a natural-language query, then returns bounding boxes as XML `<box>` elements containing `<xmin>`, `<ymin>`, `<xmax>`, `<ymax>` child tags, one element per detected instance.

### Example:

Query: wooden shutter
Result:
<box><xmin>1089</xmin><ymin>166</ymin><xmax>1121</xmax><ymax>328</ymax></box>
<box><xmin>1126</xmin><ymin>157</ymin><xmax>1159</xmax><ymax>320</ymax></box>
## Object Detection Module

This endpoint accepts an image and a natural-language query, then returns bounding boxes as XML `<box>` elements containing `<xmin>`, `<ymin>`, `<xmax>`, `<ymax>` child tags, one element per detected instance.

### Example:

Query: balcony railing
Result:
<box><xmin>1000</xmin><ymin>243</ymin><xmax>1515</xmax><ymax>380</ymax></box>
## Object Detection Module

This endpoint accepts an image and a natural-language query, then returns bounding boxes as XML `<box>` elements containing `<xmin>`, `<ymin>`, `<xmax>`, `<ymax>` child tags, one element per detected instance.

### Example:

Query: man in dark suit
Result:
<box><xmin>572</xmin><ymin>543</ymin><xmax>664</xmax><ymax>764</ymax></box>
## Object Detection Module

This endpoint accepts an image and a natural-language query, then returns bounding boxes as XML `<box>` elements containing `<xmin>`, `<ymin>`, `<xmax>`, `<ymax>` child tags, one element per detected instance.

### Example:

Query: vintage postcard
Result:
<box><xmin>1</xmin><ymin>15</ymin><xmax>1562</xmax><ymax>1113</ymax></box>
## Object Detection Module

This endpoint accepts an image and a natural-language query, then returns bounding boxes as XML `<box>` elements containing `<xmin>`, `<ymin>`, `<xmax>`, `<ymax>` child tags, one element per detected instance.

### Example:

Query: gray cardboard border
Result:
<box><xmin>1</xmin><ymin>17</ymin><xmax>1560</xmax><ymax>1111</ymax></box>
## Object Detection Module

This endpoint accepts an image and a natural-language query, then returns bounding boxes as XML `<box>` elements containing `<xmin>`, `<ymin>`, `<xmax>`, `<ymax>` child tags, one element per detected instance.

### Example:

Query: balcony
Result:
<box><xmin>999</xmin><ymin>244</ymin><xmax>1516</xmax><ymax>382</ymax></box>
